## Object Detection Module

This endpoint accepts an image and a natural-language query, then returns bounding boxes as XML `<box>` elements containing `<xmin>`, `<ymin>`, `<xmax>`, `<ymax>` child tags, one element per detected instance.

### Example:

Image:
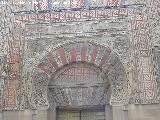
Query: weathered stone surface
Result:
<box><xmin>0</xmin><ymin>0</ymin><xmax>160</xmax><ymax>119</ymax></box>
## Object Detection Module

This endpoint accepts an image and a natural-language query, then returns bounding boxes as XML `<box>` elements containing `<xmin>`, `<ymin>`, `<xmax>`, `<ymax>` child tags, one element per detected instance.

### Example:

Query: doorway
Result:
<box><xmin>56</xmin><ymin>106</ymin><xmax>105</xmax><ymax>120</ymax></box>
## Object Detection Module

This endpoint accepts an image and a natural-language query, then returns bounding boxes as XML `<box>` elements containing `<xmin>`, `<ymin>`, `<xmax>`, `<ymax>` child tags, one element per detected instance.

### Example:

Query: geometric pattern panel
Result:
<box><xmin>14</xmin><ymin>7</ymin><xmax>135</xmax><ymax>23</ymax></box>
<box><xmin>19</xmin><ymin>0</ymin><xmax>122</xmax><ymax>11</ymax></box>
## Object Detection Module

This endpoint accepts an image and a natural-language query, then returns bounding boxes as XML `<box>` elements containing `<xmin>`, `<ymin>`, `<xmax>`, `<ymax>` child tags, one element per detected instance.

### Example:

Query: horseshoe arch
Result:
<box><xmin>31</xmin><ymin>40</ymin><xmax>130</xmax><ymax>109</ymax></box>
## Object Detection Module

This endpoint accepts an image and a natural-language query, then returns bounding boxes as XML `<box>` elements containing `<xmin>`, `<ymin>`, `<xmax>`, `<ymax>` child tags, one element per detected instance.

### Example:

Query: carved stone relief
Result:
<box><xmin>30</xmin><ymin>41</ymin><xmax>130</xmax><ymax>109</ymax></box>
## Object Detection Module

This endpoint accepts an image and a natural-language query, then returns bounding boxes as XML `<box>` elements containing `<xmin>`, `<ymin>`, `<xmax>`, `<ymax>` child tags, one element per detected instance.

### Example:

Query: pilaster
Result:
<box><xmin>111</xmin><ymin>102</ymin><xmax>128</xmax><ymax>120</ymax></box>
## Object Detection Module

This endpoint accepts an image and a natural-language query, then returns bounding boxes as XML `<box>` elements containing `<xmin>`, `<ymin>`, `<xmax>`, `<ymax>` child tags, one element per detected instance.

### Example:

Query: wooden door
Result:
<box><xmin>81</xmin><ymin>110</ymin><xmax>105</xmax><ymax>120</ymax></box>
<box><xmin>57</xmin><ymin>110</ymin><xmax>80</xmax><ymax>120</ymax></box>
<box><xmin>57</xmin><ymin>109</ymin><xmax>105</xmax><ymax>120</ymax></box>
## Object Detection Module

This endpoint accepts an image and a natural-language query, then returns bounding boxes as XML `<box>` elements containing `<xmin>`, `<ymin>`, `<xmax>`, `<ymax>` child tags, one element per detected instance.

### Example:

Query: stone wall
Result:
<box><xmin>1</xmin><ymin>110</ymin><xmax>33</xmax><ymax>120</ymax></box>
<box><xmin>128</xmin><ymin>104</ymin><xmax>160</xmax><ymax>120</ymax></box>
<box><xmin>0</xmin><ymin>1</ymin><xmax>160</xmax><ymax>120</ymax></box>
